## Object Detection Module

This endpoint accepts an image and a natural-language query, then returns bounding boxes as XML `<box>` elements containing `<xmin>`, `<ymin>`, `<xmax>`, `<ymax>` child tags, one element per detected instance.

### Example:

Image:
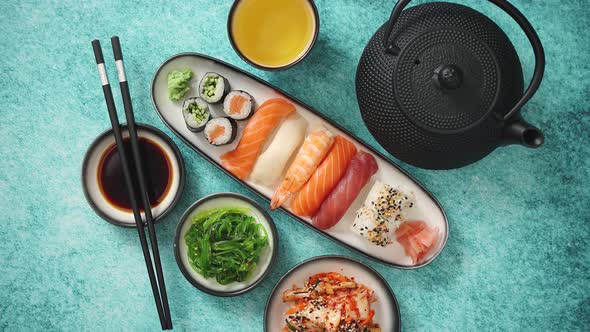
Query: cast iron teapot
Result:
<box><xmin>356</xmin><ymin>0</ymin><xmax>545</xmax><ymax>169</ymax></box>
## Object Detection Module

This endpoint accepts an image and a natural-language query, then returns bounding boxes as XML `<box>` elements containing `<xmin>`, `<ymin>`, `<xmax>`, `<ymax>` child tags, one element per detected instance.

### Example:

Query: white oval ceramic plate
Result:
<box><xmin>152</xmin><ymin>53</ymin><xmax>448</xmax><ymax>268</ymax></box>
<box><xmin>265</xmin><ymin>255</ymin><xmax>401</xmax><ymax>331</ymax></box>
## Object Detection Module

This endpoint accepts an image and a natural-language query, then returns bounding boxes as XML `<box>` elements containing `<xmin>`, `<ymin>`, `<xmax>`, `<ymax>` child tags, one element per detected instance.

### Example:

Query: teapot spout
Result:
<box><xmin>503</xmin><ymin>117</ymin><xmax>544</xmax><ymax>148</ymax></box>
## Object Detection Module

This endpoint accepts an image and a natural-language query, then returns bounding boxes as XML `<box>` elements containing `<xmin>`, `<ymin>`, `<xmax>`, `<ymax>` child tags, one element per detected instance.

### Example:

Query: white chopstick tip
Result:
<box><xmin>97</xmin><ymin>63</ymin><xmax>109</xmax><ymax>86</ymax></box>
<box><xmin>115</xmin><ymin>60</ymin><xmax>127</xmax><ymax>83</ymax></box>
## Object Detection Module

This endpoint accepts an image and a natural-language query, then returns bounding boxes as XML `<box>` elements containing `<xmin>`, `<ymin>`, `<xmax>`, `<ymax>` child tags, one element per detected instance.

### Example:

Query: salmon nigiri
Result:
<box><xmin>270</xmin><ymin>126</ymin><xmax>335</xmax><ymax>210</ymax></box>
<box><xmin>290</xmin><ymin>136</ymin><xmax>357</xmax><ymax>217</ymax></box>
<box><xmin>220</xmin><ymin>98</ymin><xmax>295</xmax><ymax>180</ymax></box>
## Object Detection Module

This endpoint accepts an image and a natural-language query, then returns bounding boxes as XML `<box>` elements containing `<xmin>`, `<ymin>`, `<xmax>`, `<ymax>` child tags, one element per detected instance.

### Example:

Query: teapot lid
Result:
<box><xmin>395</xmin><ymin>28</ymin><xmax>500</xmax><ymax>133</ymax></box>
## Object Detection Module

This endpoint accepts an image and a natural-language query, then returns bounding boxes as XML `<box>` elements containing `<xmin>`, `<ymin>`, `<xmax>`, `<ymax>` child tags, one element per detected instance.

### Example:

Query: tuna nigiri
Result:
<box><xmin>312</xmin><ymin>151</ymin><xmax>378</xmax><ymax>230</ymax></box>
<box><xmin>220</xmin><ymin>98</ymin><xmax>295</xmax><ymax>180</ymax></box>
<box><xmin>290</xmin><ymin>136</ymin><xmax>357</xmax><ymax>217</ymax></box>
<box><xmin>270</xmin><ymin>126</ymin><xmax>335</xmax><ymax>210</ymax></box>
<box><xmin>395</xmin><ymin>221</ymin><xmax>438</xmax><ymax>264</ymax></box>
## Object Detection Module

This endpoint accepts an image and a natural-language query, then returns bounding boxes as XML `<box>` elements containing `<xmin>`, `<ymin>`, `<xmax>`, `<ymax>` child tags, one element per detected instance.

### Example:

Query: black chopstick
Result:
<box><xmin>91</xmin><ymin>39</ymin><xmax>170</xmax><ymax>330</ymax></box>
<box><xmin>110</xmin><ymin>36</ymin><xmax>172</xmax><ymax>329</ymax></box>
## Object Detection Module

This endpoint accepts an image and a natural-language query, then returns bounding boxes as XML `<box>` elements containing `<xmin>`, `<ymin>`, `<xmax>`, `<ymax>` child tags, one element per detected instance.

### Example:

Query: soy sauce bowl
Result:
<box><xmin>174</xmin><ymin>193</ymin><xmax>278</xmax><ymax>296</ymax></box>
<box><xmin>81</xmin><ymin>123</ymin><xmax>185</xmax><ymax>227</ymax></box>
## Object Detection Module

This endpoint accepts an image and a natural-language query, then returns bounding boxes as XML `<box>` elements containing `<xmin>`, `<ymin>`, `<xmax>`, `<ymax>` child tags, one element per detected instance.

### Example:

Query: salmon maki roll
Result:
<box><xmin>204</xmin><ymin>117</ymin><xmax>237</xmax><ymax>146</ymax></box>
<box><xmin>223</xmin><ymin>90</ymin><xmax>254</xmax><ymax>120</ymax></box>
<box><xmin>220</xmin><ymin>98</ymin><xmax>295</xmax><ymax>180</ymax></box>
<box><xmin>290</xmin><ymin>136</ymin><xmax>358</xmax><ymax>217</ymax></box>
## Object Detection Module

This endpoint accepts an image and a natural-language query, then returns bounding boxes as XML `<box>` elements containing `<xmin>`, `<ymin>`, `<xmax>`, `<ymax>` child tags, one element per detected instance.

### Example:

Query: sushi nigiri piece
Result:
<box><xmin>182</xmin><ymin>97</ymin><xmax>210</xmax><ymax>132</ymax></box>
<box><xmin>199</xmin><ymin>72</ymin><xmax>229</xmax><ymax>103</ymax></box>
<box><xmin>312</xmin><ymin>151</ymin><xmax>378</xmax><ymax>230</ymax></box>
<box><xmin>223</xmin><ymin>90</ymin><xmax>254</xmax><ymax>120</ymax></box>
<box><xmin>395</xmin><ymin>221</ymin><xmax>439</xmax><ymax>264</ymax></box>
<box><xmin>204</xmin><ymin>117</ymin><xmax>237</xmax><ymax>146</ymax></box>
<box><xmin>351</xmin><ymin>207</ymin><xmax>392</xmax><ymax>246</ymax></box>
<box><xmin>290</xmin><ymin>136</ymin><xmax>358</xmax><ymax>217</ymax></box>
<box><xmin>364</xmin><ymin>181</ymin><xmax>415</xmax><ymax>225</ymax></box>
<box><xmin>270</xmin><ymin>126</ymin><xmax>335</xmax><ymax>210</ymax></box>
<box><xmin>350</xmin><ymin>181</ymin><xmax>415</xmax><ymax>245</ymax></box>
<box><xmin>220</xmin><ymin>98</ymin><xmax>295</xmax><ymax>180</ymax></box>
<box><xmin>250</xmin><ymin>114</ymin><xmax>308</xmax><ymax>186</ymax></box>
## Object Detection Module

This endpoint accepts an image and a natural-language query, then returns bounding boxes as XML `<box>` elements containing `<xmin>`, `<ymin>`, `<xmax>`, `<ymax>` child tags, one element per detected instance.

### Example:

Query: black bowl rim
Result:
<box><xmin>81</xmin><ymin>123</ymin><xmax>186</xmax><ymax>228</ymax></box>
<box><xmin>227</xmin><ymin>0</ymin><xmax>320</xmax><ymax>71</ymax></box>
<box><xmin>173</xmin><ymin>192</ymin><xmax>279</xmax><ymax>297</ymax></box>
<box><xmin>263</xmin><ymin>255</ymin><xmax>402</xmax><ymax>332</ymax></box>
<box><xmin>150</xmin><ymin>52</ymin><xmax>449</xmax><ymax>270</ymax></box>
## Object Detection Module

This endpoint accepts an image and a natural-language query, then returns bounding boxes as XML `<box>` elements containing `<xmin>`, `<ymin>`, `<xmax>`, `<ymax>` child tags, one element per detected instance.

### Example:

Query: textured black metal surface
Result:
<box><xmin>356</xmin><ymin>2</ymin><xmax>524</xmax><ymax>169</ymax></box>
<box><xmin>396</xmin><ymin>29</ymin><xmax>499</xmax><ymax>132</ymax></box>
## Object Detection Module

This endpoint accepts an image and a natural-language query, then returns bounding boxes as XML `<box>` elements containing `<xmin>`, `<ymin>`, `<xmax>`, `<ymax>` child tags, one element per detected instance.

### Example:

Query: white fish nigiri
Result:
<box><xmin>250</xmin><ymin>114</ymin><xmax>308</xmax><ymax>186</ymax></box>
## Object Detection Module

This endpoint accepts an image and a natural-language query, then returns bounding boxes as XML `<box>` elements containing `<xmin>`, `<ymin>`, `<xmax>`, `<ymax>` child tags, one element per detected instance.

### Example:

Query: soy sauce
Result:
<box><xmin>98</xmin><ymin>137</ymin><xmax>172</xmax><ymax>211</ymax></box>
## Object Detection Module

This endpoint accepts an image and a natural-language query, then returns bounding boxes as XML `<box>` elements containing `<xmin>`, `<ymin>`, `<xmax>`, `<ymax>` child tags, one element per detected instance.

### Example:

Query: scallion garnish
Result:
<box><xmin>285</xmin><ymin>319</ymin><xmax>298</xmax><ymax>331</ymax></box>
<box><xmin>309</xmin><ymin>278</ymin><xmax>321</xmax><ymax>292</ymax></box>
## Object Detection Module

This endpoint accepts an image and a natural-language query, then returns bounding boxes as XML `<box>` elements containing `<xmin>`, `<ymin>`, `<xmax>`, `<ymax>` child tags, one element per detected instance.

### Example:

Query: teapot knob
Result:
<box><xmin>433</xmin><ymin>64</ymin><xmax>463</xmax><ymax>90</ymax></box>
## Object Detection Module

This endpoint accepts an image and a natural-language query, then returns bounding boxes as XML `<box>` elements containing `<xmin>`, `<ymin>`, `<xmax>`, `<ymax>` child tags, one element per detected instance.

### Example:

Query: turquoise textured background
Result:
<box><xmin>1</xmin><ymin>0</ymin><xmax>588</xmax><ymax>331</ymax></box>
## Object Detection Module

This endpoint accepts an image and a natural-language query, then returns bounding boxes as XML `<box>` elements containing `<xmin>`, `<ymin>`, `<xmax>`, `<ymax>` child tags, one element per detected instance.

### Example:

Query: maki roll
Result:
<box><xmin>223</xmin><ymin>90</ymin><xmax>254</xmax><ymax>120</ymax></box>
<box><xmin>182</xmin><ymin>97</ymin><xmax>210</xmax><ymax>132</ymax></box>
<box><xmin>204</xmin><ymin>117</ymin><xmax>237</xmax><ymax>146</ymax></box>
<box><xmin>199</xmin><ymin>72</ymin><xmax>229</xmax><ymax>103</ymax></box>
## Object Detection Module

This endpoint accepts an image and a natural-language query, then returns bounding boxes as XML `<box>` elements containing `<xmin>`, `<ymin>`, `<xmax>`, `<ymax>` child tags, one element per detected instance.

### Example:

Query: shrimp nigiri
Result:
<box><xmin>270</xmin><ymin>127</ymin><xmax>335</xmax><ymax>210</ymax></box>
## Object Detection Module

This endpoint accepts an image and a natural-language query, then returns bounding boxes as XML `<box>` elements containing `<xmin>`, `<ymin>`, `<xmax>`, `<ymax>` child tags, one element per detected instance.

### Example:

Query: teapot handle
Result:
<box><xmin>382</xmin><ymin>0</ymin><xmax>545</xmax><ymax>120</ymax></box>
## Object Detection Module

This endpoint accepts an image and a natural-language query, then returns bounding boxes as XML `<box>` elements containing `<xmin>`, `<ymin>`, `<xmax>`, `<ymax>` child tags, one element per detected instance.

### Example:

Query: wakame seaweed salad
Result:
<box><xmin>184</xmin><ymin>207</ymin><xmax>269</xmax><ymax>285</ymax></box>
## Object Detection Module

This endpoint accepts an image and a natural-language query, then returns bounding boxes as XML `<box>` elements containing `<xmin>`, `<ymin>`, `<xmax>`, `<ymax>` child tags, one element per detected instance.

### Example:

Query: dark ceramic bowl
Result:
<box><xmin>264</xmin><ymin>255</ymin><xmax>401</xmax><ymax>331</ymax></box>
<box><xmin>81</xmin><ymin>123</ymin><xmax>185</xmax><ymax>227</ymax></box>
<box><xmin>174</xmin><ymin>192</ymin><xmax>278</xmax><ymax>297</ymax></box>
<box><xmin>227</xmin><ymin>0</ymin><xmax>320</xmax><ymax>71</ymax></box>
